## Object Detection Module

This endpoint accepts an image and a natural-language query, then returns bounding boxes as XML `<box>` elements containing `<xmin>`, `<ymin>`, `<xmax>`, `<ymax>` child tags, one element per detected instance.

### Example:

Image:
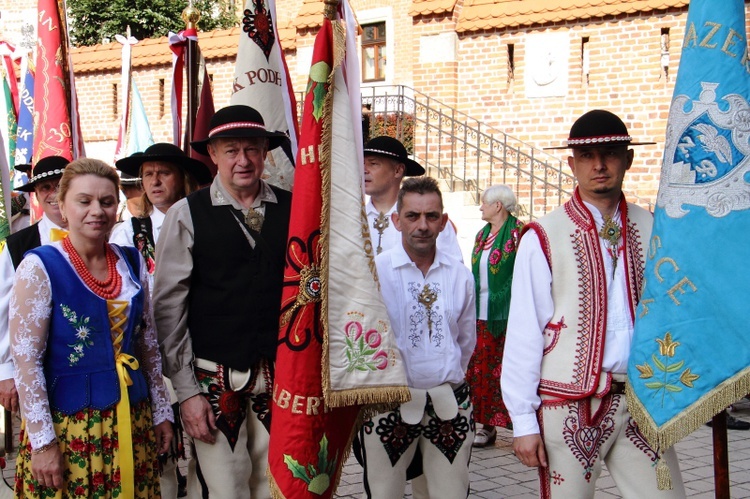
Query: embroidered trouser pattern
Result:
<box><xmin>539</xmin><ymin>394</ymin><xmax>685</xmax><ymax>499</ymax></box>
<box><xmin>360</xmin><ymin>384</ymin><xmax>474</xmax><ymax>499</ymax></box>
<box><xmin>187</xmin><ymin>360</ymin><xmax>272</xmax><ymax>499</ymax></box>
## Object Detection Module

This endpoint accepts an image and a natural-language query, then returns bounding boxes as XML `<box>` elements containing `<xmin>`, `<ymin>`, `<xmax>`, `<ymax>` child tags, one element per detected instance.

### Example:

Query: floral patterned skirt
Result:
<box><xmin>14</xmin><ymin>400</ymin><xmax>161</xmax><ymax>498</ymax></box>
<box><xmin>465</xmin><ymin>320</ymin><xmax>513</xmax><ymax>429</ymax></box>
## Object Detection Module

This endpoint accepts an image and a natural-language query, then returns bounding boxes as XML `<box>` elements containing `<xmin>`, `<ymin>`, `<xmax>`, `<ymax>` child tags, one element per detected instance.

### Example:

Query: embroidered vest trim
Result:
<box><xmin>523</xmin><ymin>190</ymin><xmax>651</xmax><ymax>400</ymax></box>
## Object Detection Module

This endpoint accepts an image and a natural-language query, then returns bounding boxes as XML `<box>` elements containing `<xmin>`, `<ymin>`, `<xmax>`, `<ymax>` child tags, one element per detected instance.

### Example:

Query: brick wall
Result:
<box><xmin>4</xmin><ymin>2</ymin><xmax>750</xmax><ymax>208</ymax></box>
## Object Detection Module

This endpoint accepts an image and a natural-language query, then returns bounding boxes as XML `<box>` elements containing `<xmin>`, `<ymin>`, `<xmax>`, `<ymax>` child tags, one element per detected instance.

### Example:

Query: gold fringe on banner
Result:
<box><xmin>655</xmin><ymin>458</ymin><xmax>673</xmax><ymax>490</ymax></box>
<box><xmin>320</xmin><ymin>17</ymin><xmax>409</xmax><ymax>410</ymax></box>
<box><xmin>627</xmin><ymin>367</ymin><xmax>750</xmax><ymax>489</ymax></box>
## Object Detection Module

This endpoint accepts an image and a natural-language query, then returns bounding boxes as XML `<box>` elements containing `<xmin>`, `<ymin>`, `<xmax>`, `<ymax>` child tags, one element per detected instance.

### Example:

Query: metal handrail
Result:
<box><xmin>297</xmin><ymin>84</ymin><xmax>578</xmax><ymax>220</ymax></box>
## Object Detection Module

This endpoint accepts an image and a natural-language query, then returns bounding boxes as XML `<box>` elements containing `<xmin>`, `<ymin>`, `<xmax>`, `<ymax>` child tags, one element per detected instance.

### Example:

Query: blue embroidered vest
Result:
<box><xmin>30</xmin><ymin>245</ymin><xmax>149</xmax><ymax>414</ymax></box>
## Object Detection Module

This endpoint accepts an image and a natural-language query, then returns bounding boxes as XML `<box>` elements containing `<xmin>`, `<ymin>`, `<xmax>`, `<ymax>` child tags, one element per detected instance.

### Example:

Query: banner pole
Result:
<box><xmin>712</xmin><ymin>410</ymin><xmax>729</xmax><ymax>499</ymax></box>
<box><xmin>182</xmin><ymin>5</ymin><xmax>200</xmax><ymax>154</ymax></box>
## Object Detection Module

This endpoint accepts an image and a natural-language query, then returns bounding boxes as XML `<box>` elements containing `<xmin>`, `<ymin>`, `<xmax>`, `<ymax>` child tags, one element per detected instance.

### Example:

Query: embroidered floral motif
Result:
<box><xmin>488</xmin><ymin>249</ymin><xmax>502</xmax><ymax>266</ymax></box>
<box><xmin>551</xmin><ymin>471</ymin><xmax>565</xmax><ymax>486</ymax></box>
<box><xmin>61</xmin><ymin>304</ymin><xmax>95</xmax><ymax>366</ymax></box>
<box><xmin>407</xmin><ymin>282</ymin><xmax>444</xmax><ymax>347</ymax></box>
<box><xmin>375</xmin><ymin>411</ymin><xmax>422</xmax><ymax>466</ymax></box>
<box><xmin>242</xmin><ymin>0</ymin><xmax>275</xmax><ymax>62</ymax></box>
<box><xmin>561</xmin><ymin>397</ymin><xmax>618</xmax><ymax>482</ymax></box>
<box><xmin>343</xmin><ymin>320</ymin><xmax>389</xmax><ymax>372</ymax></box>
<box><xmin>636</xmin><ymin>332</ymin><xmax>700</xmax><ymax>406</ymax></box>
<box><xmin>625</xmin><ymin>417</ymin><xmax>658</xmax><ymax>465</ymax></box>
<box><xmin>283</xmin><ymin>435</ymin><xmax>338</xmax><ymax>495</ymax></box>
<box><xmin>422</xmin><ymin>412</ymin><xmax>470</xmax><ymax>464</ymax></box>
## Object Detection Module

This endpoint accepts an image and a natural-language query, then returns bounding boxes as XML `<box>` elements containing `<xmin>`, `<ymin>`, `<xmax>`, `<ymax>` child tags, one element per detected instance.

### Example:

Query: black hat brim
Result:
<box><xmin>364</xmin><ymin>151</ymin><xmax>425</xmax><ymax>176</ymax></box>
<box><xmin>15</xmin><ymin>174</ymin><xmax>63</xmax><ymax>192</ymax></box>
<box><xmin>191</xmin><ymin>130</ymin><xmax>289</xmax><ymax>156</ymax></box>
<box><xmin>116</xmin><ymin>154</ymin><xmax>213</xmax><ymax>185</ymax></box>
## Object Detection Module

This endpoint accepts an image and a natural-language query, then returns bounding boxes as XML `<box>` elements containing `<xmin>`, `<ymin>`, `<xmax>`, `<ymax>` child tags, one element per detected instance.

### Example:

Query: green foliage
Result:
<box><xmin>67</xmin><ymin>0</ymin><xmax>238</xmax><ymax>47</ymax></box>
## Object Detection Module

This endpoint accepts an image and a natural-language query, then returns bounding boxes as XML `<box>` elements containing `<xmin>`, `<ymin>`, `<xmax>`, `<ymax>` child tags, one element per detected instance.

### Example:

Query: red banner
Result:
<box><xmin>189</xmin><ymin>47</ymin><xmax>216</xmax><ymax>179</ymax></box>
<box><xmin>33</xmin><ymin>0</ymin><xmax>82</xmax><ymax>162</ymax></box>
<box><xmin>268</xmin><ymin>18</ymin><xmax>360</xmax><ymax>498</ymax></box>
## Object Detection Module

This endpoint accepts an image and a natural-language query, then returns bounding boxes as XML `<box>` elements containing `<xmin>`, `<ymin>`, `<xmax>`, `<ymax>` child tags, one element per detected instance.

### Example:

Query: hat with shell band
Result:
<box><xmin>545</xmin><ymin>109</ymin><xmax>655</xmax><ymax>150</ymax></box>
<box><xmin>190</xmin><ymin>105</ymin><xmax>289</xmax><ymax>155</ymax></box>
<box><xmin>363</xmin><ymin>136</ymin><xmax>425</xmax><ymax>176</ymax></box>
<box><xmin>15</xmin><ymin>156</ymin><xmax>70</xmax><ymax>192</ymax></box>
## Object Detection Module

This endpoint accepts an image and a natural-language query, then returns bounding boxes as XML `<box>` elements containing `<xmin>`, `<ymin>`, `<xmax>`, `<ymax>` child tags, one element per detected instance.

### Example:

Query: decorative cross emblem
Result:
<box><xmin>373</xmin><ymin>212</ymin><xmax>389</xmax><ymax>254</ymax></box>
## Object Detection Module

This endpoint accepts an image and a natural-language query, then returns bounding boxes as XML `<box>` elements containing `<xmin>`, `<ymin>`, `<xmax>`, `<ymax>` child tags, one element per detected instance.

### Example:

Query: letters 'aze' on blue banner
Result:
<box><xmin>627</xmin><ymin>0</ymin><xmax>750</xmax><ymax>453</ymax></box>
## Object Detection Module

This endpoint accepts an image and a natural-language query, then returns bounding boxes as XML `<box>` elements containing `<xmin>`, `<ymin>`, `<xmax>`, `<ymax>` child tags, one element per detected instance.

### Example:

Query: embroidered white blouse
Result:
<box><xmin>501</xmin><ymin>201</ymin><xmax>632</xmax><ymax>438</ymax></box>
<box><xmin>0</xmin><ymin>215</ymin><xmax>65</xmax><ymax>382</ymax></box>
<box><xmin>10</xmin><ymin>243</ymin><xmax>173</xmax><ymax>449</ymax></box>
<box><xmin>375</xmin><ymin>244</ymin><xmax>476</xmax><ymax>390</ymax></box>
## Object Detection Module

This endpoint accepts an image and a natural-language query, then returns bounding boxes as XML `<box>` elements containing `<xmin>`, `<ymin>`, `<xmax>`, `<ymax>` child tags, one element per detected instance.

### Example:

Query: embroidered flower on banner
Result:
<box><xmin>343</xmin><ymin>320</ymin><xmax>388</xmax><ymax>372</ymax></box>
<box><xmin>61</xmin><ymin>304</ymin><xmax>95</xmax><ymax>366</ymax></box>
<box><xmin>636</xmin><ymin>332</ymin><xmax>701</xmax><ymax>407</ymax></box>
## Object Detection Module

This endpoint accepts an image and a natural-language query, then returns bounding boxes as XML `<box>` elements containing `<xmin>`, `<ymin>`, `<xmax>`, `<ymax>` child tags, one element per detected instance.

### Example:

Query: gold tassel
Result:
<box><xmin>656</xmin><ymin>457</ymin><xmax>673</xmax><ymax>491</ymax></box>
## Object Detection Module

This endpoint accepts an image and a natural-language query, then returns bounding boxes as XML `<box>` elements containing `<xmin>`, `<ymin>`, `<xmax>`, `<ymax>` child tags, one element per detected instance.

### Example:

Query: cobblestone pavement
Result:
<box><xmin>1</xmin><ymin>400</ymin><xmax>749</xmax><ymax>498</ymax></box>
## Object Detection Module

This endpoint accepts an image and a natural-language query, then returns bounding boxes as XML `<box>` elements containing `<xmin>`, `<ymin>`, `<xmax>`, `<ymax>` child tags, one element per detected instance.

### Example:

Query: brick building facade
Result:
<box><xmin>1</xmin><ymin>0</ymin><xmax>749</xmax><ymax>205</ymax></box>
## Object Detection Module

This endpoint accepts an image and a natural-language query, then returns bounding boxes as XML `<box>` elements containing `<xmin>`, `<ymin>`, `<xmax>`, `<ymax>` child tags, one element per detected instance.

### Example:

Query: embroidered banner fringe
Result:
<box><xmin>320</xmin><ymin>19</ymin><xmax>409</xmax><ymax>410</ymax></box>
<box><xmin>627</xmin><ymin>367</ymin><xmax>750</xmax><ymax>489</ymax></box>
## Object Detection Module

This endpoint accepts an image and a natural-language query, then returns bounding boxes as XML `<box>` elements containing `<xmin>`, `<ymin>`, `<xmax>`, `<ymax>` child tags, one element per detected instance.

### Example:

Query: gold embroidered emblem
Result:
<box><xmin>373</xmin><ymin>212</ymin><xmax>389</xmax><ymax>254</ymax></box>
<box><xmin>417</xmin><ymin>284</ymin><xmax>438</xmax><ymax>340</ymax></box>
<box><xmin>635</xmin><ymin>332</ymin><xmax>700</xmax><ymax>406</ymax></box>
<box><xmin>245</xmin><ymin>209</ymin><xmax>265</xmax><ymax>232</ymax></box>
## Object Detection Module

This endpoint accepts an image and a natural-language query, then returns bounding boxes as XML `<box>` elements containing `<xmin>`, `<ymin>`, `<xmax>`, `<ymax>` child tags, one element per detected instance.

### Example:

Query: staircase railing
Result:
<box><xmin>360</xmin><ymin>85</ymin><xmax>576</xmax><ymax>220</ymax></box>
<box><xmin>296</xmin><ymin>84</ymin><xmax>576</xmax><ymax>220</ymax></box>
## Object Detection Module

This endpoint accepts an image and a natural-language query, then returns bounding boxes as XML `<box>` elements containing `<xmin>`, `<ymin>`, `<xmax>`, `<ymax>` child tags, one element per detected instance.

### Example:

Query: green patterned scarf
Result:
<box><xmin>471</xmin><ymin>215</ymin><xmax>522</xmax><ymax>337</ymax></box>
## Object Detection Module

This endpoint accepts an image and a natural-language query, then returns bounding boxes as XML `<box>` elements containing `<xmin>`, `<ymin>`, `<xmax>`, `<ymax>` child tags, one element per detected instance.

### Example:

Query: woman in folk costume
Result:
<box><xmin>10</xmin><ymin>159</ymin><xmax>173</xmax><ymax>498</ymax></box>
<box><xmin>466</xmin><ymin>185</ymin><xmax>523</xmax><ymax>447</ymax></box>
<box><xmin>110</xmin><ymin>143</ymin><xmax>212</xmax><ymax>498</ymax></box>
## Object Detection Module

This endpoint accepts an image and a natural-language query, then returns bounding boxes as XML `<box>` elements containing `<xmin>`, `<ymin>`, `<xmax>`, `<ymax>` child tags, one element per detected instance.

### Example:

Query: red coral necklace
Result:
<box><xmin>62</xmin><ymin>237</ymin><xmax>122</xmax><ymax>299</ymax></box>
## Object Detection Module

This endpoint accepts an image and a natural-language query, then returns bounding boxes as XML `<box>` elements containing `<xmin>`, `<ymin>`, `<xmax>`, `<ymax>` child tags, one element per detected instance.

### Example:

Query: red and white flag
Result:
<box><xmin>268</xmin><ymin>2</ymin><xmax>408</xmax><ymax>497</ymax></box>
<box><xmin>230</xmin><ymin>0</ymin><xmax>298</xmax><ymax>191</ymax></box>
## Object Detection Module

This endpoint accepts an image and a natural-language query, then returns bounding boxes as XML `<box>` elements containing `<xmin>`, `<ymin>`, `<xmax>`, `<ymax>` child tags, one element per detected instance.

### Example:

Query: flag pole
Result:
<box><xmin>182</xmin><ymin>4</ymin><xmax>200</xmax><ymax>154</ymax></box>
<box><xmin>712</xmin><ymin>410</ymin><xmax>729</xmax><ymax>499</ymax></box>
<box><xmin>323</xmin><ymin>0</ymin><xmax>339</xmax><ymax>20</ymax></box>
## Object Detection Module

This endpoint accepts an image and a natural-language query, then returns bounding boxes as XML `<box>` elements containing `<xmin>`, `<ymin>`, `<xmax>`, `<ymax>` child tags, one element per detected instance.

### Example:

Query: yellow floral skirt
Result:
<box><xmin>14</xmin><ymin>400</ymin><xmax>161</xmax><ymax>498</ymax></box>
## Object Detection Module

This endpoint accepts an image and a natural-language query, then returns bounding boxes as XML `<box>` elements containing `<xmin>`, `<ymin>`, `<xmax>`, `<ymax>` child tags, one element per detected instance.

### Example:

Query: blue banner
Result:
<box><xmin>627</xmin><ymin>0</ymin><xmax>750</xmax><ymax>452</ymax></box>
<box><xmin>15</xmin><ymin>62</ymin><xmax>34</xmax><ymax>187</ymax></box>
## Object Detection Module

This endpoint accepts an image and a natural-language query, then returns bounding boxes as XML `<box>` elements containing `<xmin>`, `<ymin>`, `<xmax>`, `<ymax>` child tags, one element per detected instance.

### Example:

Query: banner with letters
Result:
<box><xmin>268</xmin><ymin>2</ymin><xmax>408</xmax><ymax>496</ymax></box>
<box><xmin>627</xmin><ymin>0</ymin><xmax>750</xmax><ymax>475</ymax></box>
<box><xmin>230</xmin><ymin>0</ymin><xmax>298</xmax><ymax>191</ymax></box>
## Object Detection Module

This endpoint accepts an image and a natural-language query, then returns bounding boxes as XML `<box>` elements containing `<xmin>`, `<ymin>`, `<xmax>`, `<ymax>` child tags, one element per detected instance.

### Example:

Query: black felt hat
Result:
<box><xmin>190</xmin><ymin>105</ymin><xmax>288</xmax><ymax>155</ymax></box>
<box><xmin>363</xmin><ymin>136</ymin><xmax>425</xmax><ymax>176</ymax></box>
<box><xmin>116</xmin><ymin>143</ymin><xmax>213</xmax><ymax>185</ymax></box>
<box><xmin>545</xmin><ymin>109</ymin><xmax>655</xmax><ymax>150</ymax></box>
<box><xmin>15</xmin><ymin>163</ymin><xmax>32</xmax><ymax>173</ymax></box>
<box><xmin>15</xmin><ymin>156</ymin><xmax>69</xmax><ymax>192</ymax></box>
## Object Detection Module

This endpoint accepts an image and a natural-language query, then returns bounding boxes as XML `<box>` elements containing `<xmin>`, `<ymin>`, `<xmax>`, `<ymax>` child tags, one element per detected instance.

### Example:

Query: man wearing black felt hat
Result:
<box><xmin>153</xmin><ymin>105</ymin><xmax>291</xmax><ymax>498</ymax></box>
<box><xmin>363</xmin><ymin>136</ymin><xmax>462</xmax><ymax>261</ymax></box>
<box><xmin>501</xmin><ymin>110</ymin><xmax>685</xmax><ymax>497</ymax></box>
<box><xmin>0</xmin><ymin>156</ymin><xmax>70</xmax><ymax>416</ymax></box>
